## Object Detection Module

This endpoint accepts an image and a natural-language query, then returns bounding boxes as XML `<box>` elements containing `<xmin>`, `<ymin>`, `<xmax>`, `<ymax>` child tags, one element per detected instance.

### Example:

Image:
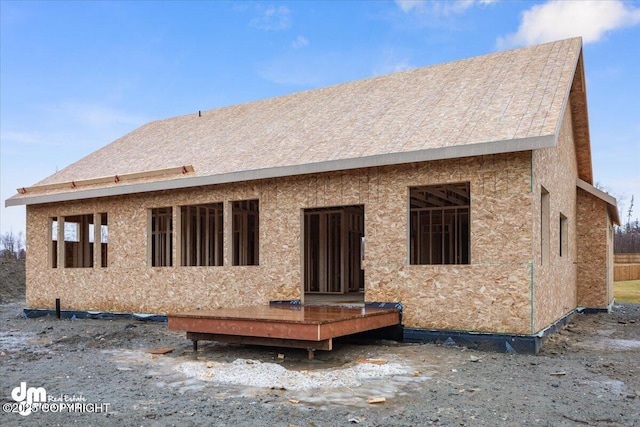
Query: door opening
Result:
<box><xmin>303</xmin><ymin>205</ymin><xmax>364</xmax><ymax>304</ymax></box>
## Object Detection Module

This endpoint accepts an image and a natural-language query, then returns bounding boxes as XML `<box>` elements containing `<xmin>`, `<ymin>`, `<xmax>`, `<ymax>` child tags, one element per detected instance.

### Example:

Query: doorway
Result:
<box><xmin>303</xmin><ymin>205</ymin><xmax>364</xmax><ymax>303</ymax></box>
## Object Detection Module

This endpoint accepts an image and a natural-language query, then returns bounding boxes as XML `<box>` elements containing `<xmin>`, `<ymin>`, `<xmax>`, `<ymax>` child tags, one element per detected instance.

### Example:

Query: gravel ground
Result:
<box><xmin>1</xmin><ymin>260</ymin><xmax>639</xmax><ymax>426</ymax></box>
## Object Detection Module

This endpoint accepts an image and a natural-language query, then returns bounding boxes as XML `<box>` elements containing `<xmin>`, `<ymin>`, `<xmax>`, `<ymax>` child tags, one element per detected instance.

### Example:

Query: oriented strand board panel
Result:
<box><xmin>364</xmin><ymin>154</ymin><xmax>534</xmax><ymax>334</ymax></box>
<box><xmin>10</xmin><ymin>38</ymin><xmax>583</xmax><ymax>206</ymax></box>
<box><xmin>26</xmin><ymin>152</ymin><xmax>536</xmax><ymax>334</ymax></box>
<box><xmin>576</xmin><ymin>188</ymin><xmax>612</xmax><ymax>308</ymax></box>
<box><xmin>531</xmin><ymin>103</ymin><xmax>579</xmax><ymax>333</ymax></box>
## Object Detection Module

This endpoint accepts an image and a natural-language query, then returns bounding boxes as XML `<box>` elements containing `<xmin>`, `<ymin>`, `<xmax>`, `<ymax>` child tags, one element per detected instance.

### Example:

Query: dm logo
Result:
<box><xmin>11</xmin><ymin>382</ymin><xmax>47</xmax><ymax>416</ymax></box>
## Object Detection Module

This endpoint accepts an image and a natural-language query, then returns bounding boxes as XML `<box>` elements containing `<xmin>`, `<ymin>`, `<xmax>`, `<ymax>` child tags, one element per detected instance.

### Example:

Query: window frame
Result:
<box><xmin>49</xmin><ymin>213</ymin><xmax>108</xmax><ymax>269</ymax></box>
<box><xmin>559</xmin><ymin>213</ymin><xmax>568</xmax><ymax>257</ymax></box>
<box><xmin>231</xmin><ymin>199</ymin><xmax>259</xmax><ymax>266</ymax></box>
<box><xmin>541</xmin><ymin>187</ymin><xmax>550</xmax><ymax>265</ymax></box>
<box><xmin>148</xmin><ymin>207</ymin><xmax>174</xmax><ymax>267</ymax></box>
<box><xmin>409</xmin><ymin>182</ymin><xmax>471</xmax><ymax>265</ymax></box>
<box><xmin>179</xmin><ymin>203</ymin><xmax>224</xmax><ymax>267</ymax></box>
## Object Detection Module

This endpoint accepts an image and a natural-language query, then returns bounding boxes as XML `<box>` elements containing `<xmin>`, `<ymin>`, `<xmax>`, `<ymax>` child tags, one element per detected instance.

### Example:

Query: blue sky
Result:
<box><xmin>1</xmin><ymin>0</ymin><xmax>639</xmax><ymax>237</ymax></box>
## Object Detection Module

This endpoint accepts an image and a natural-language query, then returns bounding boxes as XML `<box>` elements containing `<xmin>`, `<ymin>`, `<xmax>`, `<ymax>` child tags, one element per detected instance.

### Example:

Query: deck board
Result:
<box><xmin>168</xmin><ymin>305</ymin><xmax>400</xmax><ymax>357</ymax></box>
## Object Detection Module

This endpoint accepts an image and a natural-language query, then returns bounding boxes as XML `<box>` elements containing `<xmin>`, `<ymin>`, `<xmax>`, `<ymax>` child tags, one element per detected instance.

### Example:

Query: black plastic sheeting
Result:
<box><xmin>404</xmin><ymin>328</ymin><xmax>541</xmax><ymax>354</ymax></box>
<box><xmin>23</xmin><ymin>302</ymin><xmax>578</xmax><ymax>355</ymax></box>
<box><xmin>23</xmin><ymin>308</ymin><xmax>167</xmax><ymax>322</ymax></box>
<box><xmin>404</xmin><ymin>309</ymin><xmax>576</xmax><ymax>355</ymax></box>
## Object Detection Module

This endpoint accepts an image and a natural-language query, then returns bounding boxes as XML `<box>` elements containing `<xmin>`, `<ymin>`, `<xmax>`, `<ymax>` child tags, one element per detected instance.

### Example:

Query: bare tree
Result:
<box><xmin>614</xmin><ymin>194</ymin><xmax>639</xmax><ymax>253</ymax></box>
<box><xmin>1</xmin><ymin>230</ymin><xmax>24</xmax><ymax>260</ymax></box>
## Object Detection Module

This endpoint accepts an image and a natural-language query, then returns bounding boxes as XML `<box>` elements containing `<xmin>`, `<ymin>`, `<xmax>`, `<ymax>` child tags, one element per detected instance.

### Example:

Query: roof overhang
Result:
<box><xmin>6</xmin><ymin>134</ymin><xmax>554</xmax><ymax>207</ymax></box>
<box><xmin>577</xmin><ymin>179</ymin><xmax>620</xmax><ymax>225</ymax></box>
<box><xmin>554</xmin><ymin>43</ymin><xmax>593</xmax><ymax>184</ymax></box>
<box><xmin>569</xmin><ymin>49</ymin><xmax>594</xmax><ymax>184</ymax></box>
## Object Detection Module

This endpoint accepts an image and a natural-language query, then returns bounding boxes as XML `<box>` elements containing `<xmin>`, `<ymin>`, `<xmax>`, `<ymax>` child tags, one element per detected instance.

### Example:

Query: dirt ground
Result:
<box><xmin>1</xmin><ymin>259</ymin><xmax>639</xmax><ymax>426</ymax></box>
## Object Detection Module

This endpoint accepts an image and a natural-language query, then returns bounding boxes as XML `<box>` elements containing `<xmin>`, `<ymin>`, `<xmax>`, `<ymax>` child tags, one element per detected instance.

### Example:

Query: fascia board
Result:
<box><xmin>6</xmin><ymin>135</ymin><xmax>555</xmax><ymax>207</ymax></box>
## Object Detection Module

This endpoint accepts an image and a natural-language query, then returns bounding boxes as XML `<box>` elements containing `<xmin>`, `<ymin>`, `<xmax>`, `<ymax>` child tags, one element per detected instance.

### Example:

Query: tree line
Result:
<box><xmin>615</xmin><ymin>195</ymin><xmax>639</xmax><ymax>254</ymax></box>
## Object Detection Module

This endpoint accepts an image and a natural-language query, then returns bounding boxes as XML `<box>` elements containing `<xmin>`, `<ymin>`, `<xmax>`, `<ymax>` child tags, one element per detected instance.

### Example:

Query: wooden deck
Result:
<box><xmin>168</xmin><ymin>305</ymin><xmax>400</xmax><ymax>359</ymax></box>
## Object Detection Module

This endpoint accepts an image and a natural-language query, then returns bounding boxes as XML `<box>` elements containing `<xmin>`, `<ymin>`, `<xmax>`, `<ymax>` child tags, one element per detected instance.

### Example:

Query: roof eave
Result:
<box><xmin>6</xmin><ymin>134</ymin><xmax>555</xmax><ymax>207</ymax></box>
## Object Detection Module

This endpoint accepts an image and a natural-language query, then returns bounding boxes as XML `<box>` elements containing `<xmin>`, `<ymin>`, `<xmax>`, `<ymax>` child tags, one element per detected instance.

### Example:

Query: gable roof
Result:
<box><xmin>577</xmin><ymin>179</ymin><xmax>620</xmax><ymax>225</ymax></box>
<box><xmin>7</xmin><ymin>37</ymin><xmax>590</xmax><ymax>207</ymax></box>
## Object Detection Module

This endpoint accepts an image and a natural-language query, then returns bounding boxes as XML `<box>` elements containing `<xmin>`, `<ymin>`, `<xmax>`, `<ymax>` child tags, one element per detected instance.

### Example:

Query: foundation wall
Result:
<box><xmin>531</xmin><ymin>106</ymin><xmax>580</xmax><ymax>332</ymax></box>
<box><xmin>26</xmin><ymin>152</ymin><xmax>534</xmax><ymax>334</ymax></box>
<box><xmin>576</xmin><ymin>188</ymin><xmax>613</xmax><ymax>308</ymax></box>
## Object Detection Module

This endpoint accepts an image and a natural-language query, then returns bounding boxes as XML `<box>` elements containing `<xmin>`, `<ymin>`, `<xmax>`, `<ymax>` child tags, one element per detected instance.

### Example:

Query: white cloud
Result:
<box><xmin>396</xmin><ymin>0</ymin><xmax>424</xmax><ymax>13</ymax></box>
<box><xmin>250</xmin><ymin>5</ymin><xmax>291</xmax><ymax>31</ymax></box>
<box><xmin>395</xmin><ymin>0</ymin><xmax>496</xmax><ymax>16</ymax></box>
<box><xmin>292</xmin><ymin>35</ymin><xmax>309</xmax><ymax>49</ymax></box>
<box><xmin>498</xmin><ymin>0</ymin><xmax>640</xmax><ymax>49</ymax></box>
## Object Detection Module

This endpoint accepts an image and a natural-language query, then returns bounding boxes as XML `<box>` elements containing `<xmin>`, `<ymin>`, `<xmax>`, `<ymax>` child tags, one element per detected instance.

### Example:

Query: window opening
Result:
<box><xmin>180</xmin><ymin>203</ymin><xmax>223</xmax><ymax>266</ymax></box>
<box><xmin>541</xmin><ymin>187</ymin><xmax>550</xmax><ymax>264</ymax></box>
<box><xmin>62</xmin><ymin>214</ymin><xmax>94</xmax><ymax>268</ymax></box>
<box><xmin>409</xmin><ymin>183</ymin><xmax>470</xmax><ymax>265</ymax></box>
<box><xmin>150</xmin><ymin>207</ymin><xmax>173</xmax><ymax>267</ymax></box>
<box><xmin>99</xmin><ymin>213</ymin><xmax>108</xmax><ymax>268</ymax></box>
<box><xmin>559</xmin><ymin>213</ymin><xmax>568</xmax><ymax>257</ymax></box>
<box><xmin>232</xmin><ymin>200</ymin><xmax>259</xmax><ymax>266</ymax></box>
<box><xmin>50</xmin><ymin>217</ymin><xmax>58</xmax><ymax>268</ymax></box>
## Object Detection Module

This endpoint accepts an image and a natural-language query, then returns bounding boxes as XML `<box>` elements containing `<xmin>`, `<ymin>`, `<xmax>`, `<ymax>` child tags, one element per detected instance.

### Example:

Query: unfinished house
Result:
<box><xmin>6</xmin><ymin>37</ymin><xmax>619</xmax><ymax>353</ymax></box>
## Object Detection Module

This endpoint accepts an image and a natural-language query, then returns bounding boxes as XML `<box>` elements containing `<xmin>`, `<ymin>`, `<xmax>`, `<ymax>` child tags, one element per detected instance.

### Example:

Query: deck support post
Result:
<box><xmin>192</xmin><ymin>339</ymin><xmax>198</xmax><ymax>353</ymax></box>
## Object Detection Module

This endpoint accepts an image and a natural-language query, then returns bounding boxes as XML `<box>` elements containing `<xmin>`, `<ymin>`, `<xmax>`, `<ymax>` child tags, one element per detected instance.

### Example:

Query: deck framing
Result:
<box><xmin>168</xmin><ymin>305</ymin><xmax>400</xmax><ymax>359</ymax></box>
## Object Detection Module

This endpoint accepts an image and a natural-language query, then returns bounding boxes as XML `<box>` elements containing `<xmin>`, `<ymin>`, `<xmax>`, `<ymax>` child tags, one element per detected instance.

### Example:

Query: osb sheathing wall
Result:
<box><xmin>532</xmin><ymin>105</ymin><xmax>579</xmax><ymax>333</ymax></box>
<box><xmin>26</xmin><ymin>151</ymin><xmax>534</xmax><ymax>334</ymax></box>
<box><xmin>576</xmin><ymin>189</ymin><xmax>613</xmax><ymax>308</ymax></box>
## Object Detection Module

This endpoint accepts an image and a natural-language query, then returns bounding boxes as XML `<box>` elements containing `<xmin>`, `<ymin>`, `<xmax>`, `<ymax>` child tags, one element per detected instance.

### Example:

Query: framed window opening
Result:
<box><xmin>98</xmin><ymin>213</ymin><xmax>108</xmax><ymax>268</ymax></box>
<box><xmin>50</xmin><ymin>217</ymin><xmax>58</xmax><ymax>268</ymax></box>
<box><xmin>559</xmin><ymin>213</ymin><xmax>568</xmax><ymax>257</ymax></box>
<box><xmin>180</xmin><ymin>203</ymin><xmax>223</xmax><ymax>266</ymax></box>
<box><xmin>149</xmin><ymin>207</ymin><xmax>173</xmax><ymax>267</ymax></box>
<box><xmin>62</xmin><ymin>214</ymin><xmax>94</xmax><ymax>268</ymax></box>
<box><xmin>409</xmin><ymin>183</ymin><xmax>470</xmax><ymax>265</ymax></box>
<box><xmin>49</xmin><ymin>213</ymin><xmax>107</xmax><ymax>269</ymax></box>
<box><xmin>232</xmin><ymin>200</ymin><xmax>259</xmax><ymax>266</ymax></box>
<box><xmin>541</xmin><ymin>187</ymin><xmax>550</xmax><ymax>265</ymax></box>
